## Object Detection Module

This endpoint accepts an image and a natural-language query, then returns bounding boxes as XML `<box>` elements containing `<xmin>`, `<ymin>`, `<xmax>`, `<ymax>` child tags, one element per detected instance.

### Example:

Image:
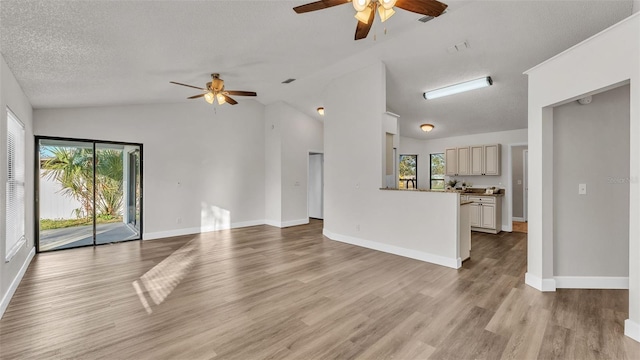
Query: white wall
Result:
<box><xmin>264</xmin><ymin>105</ymin><xmax>282</xmax><ymax>225</ymax></box>
<box><xmin>399</xmin><ymin>128</ymin><xmax>528</xmax><ymax>231</ymax></box>
<box><xmin>323</xmin><ymin>61</ymin><xmax>463</xmax><ymax>269</ymax></box>
<box><xmin>1</xmin><ymin>54</ymin><xmax>35</xmax><ymax>318</ymax></box>
<box><xmin>553</xmin><ymin>85</ymin><xmax>630</xmax><ymax>278</ymax></box>
<box><xmin>264</xmin><ymin>102</ymin><xmax>323</xmax><ymax>227</ymax></box>
<box><xmin>525</xmin><ymin>13</ymin><xmax>640</xmax><ymax>341</ymax></box>
<box><xmin>34</xmin><ymin>101</ymin><xmax>266</xmax><ymax>240</ymax></box>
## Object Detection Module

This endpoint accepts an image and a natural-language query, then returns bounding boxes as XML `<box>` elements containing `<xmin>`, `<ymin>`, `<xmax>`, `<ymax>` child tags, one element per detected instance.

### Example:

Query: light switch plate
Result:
<box><xmin>579</xmin><ymin>183</ymin><xmax>587</xmax><ymax>195</ymax></box>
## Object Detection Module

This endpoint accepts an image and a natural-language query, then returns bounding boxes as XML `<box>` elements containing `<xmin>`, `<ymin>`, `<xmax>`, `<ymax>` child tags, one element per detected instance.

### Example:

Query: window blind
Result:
<box><xmin>6</xmin><ymin>109</ymin><xmax>26</xmax><ymax>261</ymax></box>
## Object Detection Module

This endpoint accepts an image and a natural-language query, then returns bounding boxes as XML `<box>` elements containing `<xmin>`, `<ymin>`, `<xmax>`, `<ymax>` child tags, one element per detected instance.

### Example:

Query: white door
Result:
<box><xmin>457</xmin><ymin>147</ymin><xmax>470</xmax><ymax>175</ymax></box>
<box><xmin>523</xmin><ymin>150</ymin><xmax>528</xmax><ymax>222</ymax></box>
<box><xmin>469</xmin><ymin>203</ymin><xmax>481</xmax><ymax>227</ymax></box>
<box><xmin>481</xmin><ymin>204</ymin><xmax>496</xmax><ymax>229</ymax></box>
<box><xmin>308</xmin><ymin>153</ymin><xmax>323</xmax><ymax>219</ymax></box>
<box><xmin>445</xmin><ymin>148</ymin><xmax>458</xmax><ymax>176</ymax></box>
<box><xmin>484</xmin><ymin>144</ymin><xmax>500</xmax><ymax>175</ymax></box>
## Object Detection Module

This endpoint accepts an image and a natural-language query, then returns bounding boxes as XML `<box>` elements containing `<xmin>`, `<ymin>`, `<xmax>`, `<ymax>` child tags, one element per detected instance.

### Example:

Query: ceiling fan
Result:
<box><xmin>170</xmin><ymin>73</ymin><xmax>257</xmax><ymax>105</ymax></box>
<box><xmin>293</xmin><ymin>0</ymin><xmax>447</xmax><ymax>40</ymax></box>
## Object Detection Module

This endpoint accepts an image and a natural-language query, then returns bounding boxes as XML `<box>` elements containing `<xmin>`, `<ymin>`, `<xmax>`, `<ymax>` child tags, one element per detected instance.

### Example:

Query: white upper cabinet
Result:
<box><xmin>445</xmin><ymin>148</ymin><xmax>458</xmax><ymax>176</ymax></box>
<box><xmin>445</xmin><ymin>147</ymin><xmax>470</xmax><ymax>176</ymax></box>
<box><xmin>457</xmin><ymin>147</ymin><xmax>470</xmax><ymax>176</ymax></box>
<box><xmin>470</xmin><ymin>144</ymin><xmax>501</xmax><ymax>176</ymax></box>
<box><xmin>483</xmin><ymin>144</ymin><xmax>500</xmax><ymax>175</ymax></box>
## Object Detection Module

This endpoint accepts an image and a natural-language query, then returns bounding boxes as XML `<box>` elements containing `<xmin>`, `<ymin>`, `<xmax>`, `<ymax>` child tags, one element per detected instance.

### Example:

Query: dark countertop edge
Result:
<box><xmin>379</xmin><ymin>188</ymin><xmax>505</xmax><ymax>197</ymax></box>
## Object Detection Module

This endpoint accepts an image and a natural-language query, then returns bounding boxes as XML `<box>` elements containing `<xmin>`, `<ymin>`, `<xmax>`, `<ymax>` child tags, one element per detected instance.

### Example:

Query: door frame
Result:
<box><xmin>307</xmin><ymin>151</ymin><xmax>324</xmax><ymax>220</ymax></box>
<box><xmin>523</xmin><ymin>149</ymin><xmax>528</xmax><ymax>222</ymax></box>
<box><xmin>34</xmin><ymin>136</ymin><xmax>144</xmax><ymax>253</ymax></box>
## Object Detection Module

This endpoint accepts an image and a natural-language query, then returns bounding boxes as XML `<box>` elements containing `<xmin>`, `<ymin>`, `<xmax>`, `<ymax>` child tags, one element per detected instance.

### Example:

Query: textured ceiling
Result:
<box><xmin>0</xmin><ymin>0</ymin><xmax>634</xmax><ymax>139</ymax></box>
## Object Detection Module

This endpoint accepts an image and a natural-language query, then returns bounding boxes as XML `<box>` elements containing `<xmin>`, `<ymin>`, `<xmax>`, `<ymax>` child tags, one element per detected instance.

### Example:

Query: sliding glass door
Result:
<box><xmin>37</xmin><ymin>138</ymin><xmax>142</xmax><ymax>252</ymax></box>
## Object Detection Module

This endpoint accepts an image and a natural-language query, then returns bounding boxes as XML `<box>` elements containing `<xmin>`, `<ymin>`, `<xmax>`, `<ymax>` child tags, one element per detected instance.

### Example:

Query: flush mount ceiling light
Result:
<box><xmin>420</xmin><ymin>123</ymin><xmax>434</xmax><ymax>132</ymax></box>
<box><xmin>293</xmin><ymin>0</ymin><xmax>447</xmax><ymax>41</ymax></box>
<box><xmin>423</xmin><ymin>76</ymin><xmax>493</xmax><ymax>100</ymax></box>
<box><xmin>317</xmin><ymin>107</ymin><xmax>325</xmax><ymax>115</ymax></box>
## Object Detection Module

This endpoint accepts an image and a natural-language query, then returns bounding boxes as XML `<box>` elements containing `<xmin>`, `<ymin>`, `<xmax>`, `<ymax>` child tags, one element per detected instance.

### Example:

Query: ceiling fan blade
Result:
<box><xmin>187</xmin><ymin>94</ymin><xmax>205</xmax><ymax>99</ymax></box>
<box><xmin>170</xmin><ymin>81</ymin><xmax>206</xmax><ymax>91</ymax></box>
<box><xmin>293</xmin><ymin>0</ymin><xmax>348</xmax><ymax>13</ymax></box>
<box><xmin>354</xmin><ymin>5</ymin><xmax>376</xmax><ymax>40</ymax></box>
<box><xmin>395</xmin><ymin>0</ymin><xmax>448</xmax><ymax>17</ymax></box>
<box><xmin>223</xmin><ymin>94</ymin><xmax>238</xmax><ymax>105</ymax></box>
<box><xmin>225</xmin><ymin>90</ymin><xmax>257</xmax><ymax>97</ymax></box>
<box><xmin>321</xmin><ymin>0</ymin><xmax>350</xmax><ymax>6</ymax></box>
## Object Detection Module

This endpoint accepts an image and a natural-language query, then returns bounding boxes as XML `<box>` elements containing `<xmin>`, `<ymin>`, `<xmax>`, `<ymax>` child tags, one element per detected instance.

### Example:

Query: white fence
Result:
<box><xmin>39</xmin><ymin>170</ymin><xmax>83</xmax><ymax>220</ymax></box>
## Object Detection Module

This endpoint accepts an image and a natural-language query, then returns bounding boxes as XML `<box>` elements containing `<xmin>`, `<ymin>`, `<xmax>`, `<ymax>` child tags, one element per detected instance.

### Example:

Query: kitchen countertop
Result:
<box><xmin>379</xmin><ymin>188</ymin><xmax>505</xmax><ymax>197</ymax></box>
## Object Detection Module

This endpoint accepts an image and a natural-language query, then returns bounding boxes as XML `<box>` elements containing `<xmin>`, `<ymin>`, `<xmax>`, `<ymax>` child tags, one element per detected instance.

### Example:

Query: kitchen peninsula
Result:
<box><xmin>378</xmin><ymin>187</ymin><xmax>474</xmax><ymax>266</ymax></box>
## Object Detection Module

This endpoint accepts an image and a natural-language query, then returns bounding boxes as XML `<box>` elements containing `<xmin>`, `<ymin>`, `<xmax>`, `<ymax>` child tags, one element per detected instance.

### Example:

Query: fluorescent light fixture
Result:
<box><xmin>423</xmin><ymin>76</ymin><xmax>493</xmax><ymax>100</ymax></box>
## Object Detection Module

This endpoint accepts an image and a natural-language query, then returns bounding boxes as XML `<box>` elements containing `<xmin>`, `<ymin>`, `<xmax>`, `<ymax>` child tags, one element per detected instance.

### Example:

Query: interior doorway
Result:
<box><xmin>523</xmin><ymin>149</ymin><xmax>528</xmax><ymax>221</ymax></box>
<box><xmin>308</xmin><ymin>152</ymin><xmax>323</xmax><ymax>220</ymax></box>
<box><xmin>36</xmin><ymin>137</ymin><xmax>143</xmax><ymax>252</ymax></box>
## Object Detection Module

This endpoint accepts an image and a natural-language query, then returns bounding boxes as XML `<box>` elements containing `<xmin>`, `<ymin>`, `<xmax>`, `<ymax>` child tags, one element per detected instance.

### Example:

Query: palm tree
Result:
<box><xmin>41</xmin><ymin>147</ymin><xmax>94</xmax><ymax>218</ymax></box>
<box><xmin>41</xmin><ymin>147</ymin><xmax>124</xmax><ymax>220</ymax></box>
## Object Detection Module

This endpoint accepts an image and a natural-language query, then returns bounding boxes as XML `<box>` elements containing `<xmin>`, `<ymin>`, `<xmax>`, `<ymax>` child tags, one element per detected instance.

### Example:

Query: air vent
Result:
<box><xmin>418</xmin><ymin>15</ymin><xmax>434</xmax><ymax>23</ymax></box>
<box><xmin>282</xmin><ymin>78</ymin><xmax>296</xmax><ymax>84</ymax></box>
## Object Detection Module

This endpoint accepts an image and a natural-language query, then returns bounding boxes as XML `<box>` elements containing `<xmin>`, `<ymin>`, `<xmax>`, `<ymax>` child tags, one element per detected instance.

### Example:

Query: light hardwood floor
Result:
<box><xmin>1</xmin><ymin>220</ymin><xmax>638</xmax><ymax>359</ymax></box>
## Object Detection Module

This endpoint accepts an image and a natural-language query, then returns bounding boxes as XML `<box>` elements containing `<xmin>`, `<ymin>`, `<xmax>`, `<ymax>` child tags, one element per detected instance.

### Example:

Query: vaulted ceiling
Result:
<box><xmin>0</xmin><ymin>0</ymin><xmax>634</xmax><ymax>139</ymax></box>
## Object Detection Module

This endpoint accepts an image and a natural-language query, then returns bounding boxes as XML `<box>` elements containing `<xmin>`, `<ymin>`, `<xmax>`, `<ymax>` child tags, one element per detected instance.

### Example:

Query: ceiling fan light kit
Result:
<box><xmin>170</xmin><ymin>73</ymin><xmax>257</xmax><ymax>106</ymax></box>
<box><xmin>423</xmin><ymin>76</ymin><xmax>493</xmax><ymax>100</ymax></box>
<box><xmin>293</xmin><ymin>0</ymin><xmax>447</xmax><ymax>40</ymax></box>
<box><xmin>353</xmin><ymin>0</ymin><xmax>371</xmax><ymax>12</ymax></box>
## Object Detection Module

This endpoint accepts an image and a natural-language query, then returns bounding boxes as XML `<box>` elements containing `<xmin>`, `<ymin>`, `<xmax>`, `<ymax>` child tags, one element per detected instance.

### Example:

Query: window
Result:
<box><xmin>6</xmin><ymin>109</ymin><xmax>26</xmax><ymax>261</ymax></box>
<box><xmin>398</xmin><ymin>155</ymin><xmax>417</xmax><ymax>189</ymax></box>
<box><xmin>430</xmin><ymin>153</ymin><xmax>445</xmax><ymax>189</ymax></box>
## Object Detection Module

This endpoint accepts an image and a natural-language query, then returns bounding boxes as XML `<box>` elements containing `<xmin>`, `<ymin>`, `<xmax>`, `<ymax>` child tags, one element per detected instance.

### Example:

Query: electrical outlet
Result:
<box><xmin>176</xmin><ymin>217</ymin><xmax>182</xmax><ymax>224</ymax></box>
<box><xmin>356</xmin><ymin>224</ymin><xmax>360</xmax><ymax>231</ymax></box>
<box><xmin>579</xmin><ymin>183</ymin><xmax>587</xmax><ymax>195</ymax></box>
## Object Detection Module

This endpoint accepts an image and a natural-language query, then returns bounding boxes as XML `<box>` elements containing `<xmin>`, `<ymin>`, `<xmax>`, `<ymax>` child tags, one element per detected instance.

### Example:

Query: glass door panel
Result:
<box><xmin>38</xmin><ymin>139</ymin><xmax>94</xmax><ymax>251</ymax></box>
<box><xmin>95</xmin><ymin>143</ymin><xmax>141</xmax><ymax>245</ymax></box>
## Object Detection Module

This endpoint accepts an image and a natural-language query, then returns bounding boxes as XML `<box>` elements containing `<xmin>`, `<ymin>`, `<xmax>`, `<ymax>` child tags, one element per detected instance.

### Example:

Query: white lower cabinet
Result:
<box><xmin>468</xmin><ymin>195</ymin><xmax>502</xmax><ymax>234</ymax></box>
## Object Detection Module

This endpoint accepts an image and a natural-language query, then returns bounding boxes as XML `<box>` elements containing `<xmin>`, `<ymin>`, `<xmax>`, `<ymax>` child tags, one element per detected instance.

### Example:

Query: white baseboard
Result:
<box><xmin>143</xmin><ymin>219</ymin><xmax>266</xmax><ymax>240</ymax></box>
<box><xmin>502</xmin><ymin>224</ymin><xmax>512</xmax><ymax>232</ymax></box>
<box><xmin>525</xmin><ymin>272</ymin><xmax>557</xmax><ymax>292</ymax></box>
<box><xmin>512</xmin><ymin>217</ymin><xmax>525</xmax><ymax>222</ymax></box>
<box><xmin>264</xmin><ymin>218</ymin><xmax>309</xmax><ymax>228</ymax></box>
<box><xmin>1</xmin><ymin>247</ymin><xmax>36</xmax><ymax>319</ymax></box>
<box><xmin>625</xmin><ymin>319</ymin><xmax>640</xmax><ymax>343</ymax></box>
<box><xmin>281</xmin><ymin>219</ymin><xmax>309</xmax><ymax>228</ymax></box>
<box><xmin>555</xmin><ymin>276</ymin><xmax>629</xmax><ymax>289</ymax></box>
<box><xmin>323</xmin><ymin>229</ymin><xmax>459</xmax><ymax>269</ymax></box>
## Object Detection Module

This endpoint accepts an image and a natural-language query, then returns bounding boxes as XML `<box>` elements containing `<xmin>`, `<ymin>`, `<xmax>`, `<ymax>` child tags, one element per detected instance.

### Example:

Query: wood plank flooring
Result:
<box><xmin>512</xmin><ymin>221</ymin><xmax>528</xmax><ymax>233</ymax></box>
<box><xmin>1</xmin><ymin>220</ymin><xmax>638</xmax><ymax>359</ymax></box>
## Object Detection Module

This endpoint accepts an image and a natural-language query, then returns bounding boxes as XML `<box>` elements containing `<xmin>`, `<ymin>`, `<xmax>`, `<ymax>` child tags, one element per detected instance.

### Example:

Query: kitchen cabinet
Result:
<box><xmin>445</xmin><ymin>147</ymin><xmax>470</xmax><ymax>176</ymax></box>
<box><xmin>468</xmin><ymin>195</ymin><xmax>502</xmax><ymax>234</ymax></box>
<box><xmin>470</xmin><ymin>144</ymin><xmax>501</xmax><ymax>176</ymax></box>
